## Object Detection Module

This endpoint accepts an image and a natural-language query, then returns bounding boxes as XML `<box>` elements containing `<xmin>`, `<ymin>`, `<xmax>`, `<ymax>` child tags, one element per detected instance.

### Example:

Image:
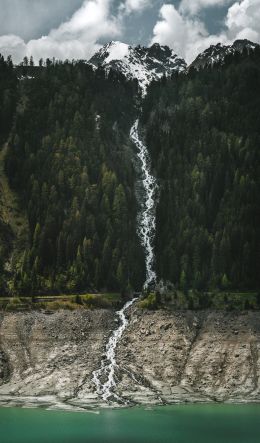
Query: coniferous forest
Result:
<box><xmin>0</xmin><ymin>57</ymin><xmax>145</xmax><ymax>294</ymax></box>
<box><xmin>0</xmin><ymin>47</ymin><xmax>259</xmax><ymax>296</ymax></box>
<box><xmin>142</xmin><ymin>48</ymin><xmax>260</xmax><ymax>291</ymax></box>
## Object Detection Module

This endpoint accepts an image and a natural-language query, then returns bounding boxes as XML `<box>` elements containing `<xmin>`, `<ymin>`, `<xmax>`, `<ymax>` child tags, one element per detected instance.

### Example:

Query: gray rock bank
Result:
<box><xmin>0</xmin><ymin>309</ymin><xmax>259</xmax><ymax>410</ymax></box>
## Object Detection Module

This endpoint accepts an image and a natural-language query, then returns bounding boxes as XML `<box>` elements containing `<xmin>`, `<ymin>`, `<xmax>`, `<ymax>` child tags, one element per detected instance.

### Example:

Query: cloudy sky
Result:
<box><xmin>0</xmin><ymin>0</ymin><xmax>259</xmax><ymax>64</ymax></box>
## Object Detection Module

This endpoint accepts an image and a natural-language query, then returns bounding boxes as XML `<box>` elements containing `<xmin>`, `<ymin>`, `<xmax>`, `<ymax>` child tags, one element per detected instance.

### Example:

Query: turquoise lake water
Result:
<box><xmin>0</xmin><ymin>404</ymin><xmax>260</xmax><ymax>443</ymax></box>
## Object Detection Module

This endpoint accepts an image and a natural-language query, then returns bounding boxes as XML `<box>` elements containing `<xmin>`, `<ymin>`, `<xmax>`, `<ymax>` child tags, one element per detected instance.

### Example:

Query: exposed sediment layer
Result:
<box><xmin>0</xmin><ymin>309</ymin><xmax>259</xmax><ymax>410</ymax></box>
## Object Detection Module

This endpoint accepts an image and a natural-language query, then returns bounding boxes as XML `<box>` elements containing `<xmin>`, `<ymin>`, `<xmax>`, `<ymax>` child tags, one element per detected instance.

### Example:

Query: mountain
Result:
<box><xmin>0</xmin><ymin>42</ymin><xmax>259</xmax><ymax>296</ymax></box>
<box><xmin>89</xmin><ymin>41</ymin><xmax>187</xmax><ymax>94</ymax></box>
<box><xmin>190</xmin><ymin>39</ymin><xmax>259</xmax><ymax>70</ymax></box>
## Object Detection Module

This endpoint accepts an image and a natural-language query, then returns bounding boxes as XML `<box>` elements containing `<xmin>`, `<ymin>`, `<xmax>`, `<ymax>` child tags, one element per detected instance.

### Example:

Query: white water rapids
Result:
<box><xmin>92</xmin><ymin>119</ymin><xmax>158</xmax><ymax>403</ymax></box>
<box><xmin>130</xmin><ymin>119</ymin><xmax>158</xmax><ymax>289</ymax></box>
<box><xmin>92</xmin><ymin>298</ymin><xmax>137</xmax><ymax>403</ymax></box>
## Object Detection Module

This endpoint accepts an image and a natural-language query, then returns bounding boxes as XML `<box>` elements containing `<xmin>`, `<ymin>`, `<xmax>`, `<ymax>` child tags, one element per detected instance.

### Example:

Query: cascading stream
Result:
<box><xmin>92</xmin><ymin>298</ymin><xmax>137</xmax><ymax>403</ymax></box>
<box><xmin>130</xmin><ymin>119</ymin><xmax>158</xmax><ymax>289</ymax></box>
<box><xmin>92</xmin><ymin>119</ymin><xmax>158</xmax><ymax>403</ymax></box>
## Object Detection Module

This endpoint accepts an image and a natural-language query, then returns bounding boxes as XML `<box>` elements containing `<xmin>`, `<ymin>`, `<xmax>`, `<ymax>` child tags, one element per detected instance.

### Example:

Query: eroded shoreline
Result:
<box><xmin>0</xmin><ymin>309</ymin><xmax>260</xmax><ymax>410</ymax></box>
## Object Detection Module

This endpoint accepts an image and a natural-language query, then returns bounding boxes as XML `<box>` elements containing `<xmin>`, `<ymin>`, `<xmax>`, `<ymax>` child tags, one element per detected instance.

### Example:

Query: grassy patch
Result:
<box><xmin>4</xmin><ymin>297</ymin><xmax>30</xmax><ymax>311</ymax></box>
<box><xmin>79</xmin><ymin>293</ymin><xmax>122</xmax><ymax>309</ymax></box>
<box><xmin>0</xmin><ymin>292</ymin><xmax>122</xmax><ymax>311</ymax></box>
<box><xmin>138</xmin><ymin>292</ymin><xmax>161</xmax><ymax>310</ymax></box>
<box><xmin>40</xmin><ymin>300</ymin><xmax>81</xmax><ymax>311</ymax></box>
<box><xmin>157</xmin><ymin>290</ymin><xmax>260</xmax><ymax>311</ymax></box>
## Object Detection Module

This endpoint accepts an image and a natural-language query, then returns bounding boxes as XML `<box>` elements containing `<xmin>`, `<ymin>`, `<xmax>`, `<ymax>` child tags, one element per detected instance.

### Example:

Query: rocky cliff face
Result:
<box><xmin>0</xmin><ymin>309</ymin><xmax>259</xmax><ymax>410</ymax></box>
<box><xmin>190</xmin><ymin>39</ymin><xmax>259</xmax><ymax>70</ymax></box>
<box><xmin>89</xmin><ymin>41</ymin><xmax>186</xmax><ymax>94</ymax></box>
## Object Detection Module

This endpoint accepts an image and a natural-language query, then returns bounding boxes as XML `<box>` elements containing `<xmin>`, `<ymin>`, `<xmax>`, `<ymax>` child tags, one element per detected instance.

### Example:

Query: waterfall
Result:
<box><xmin>130</xmin><ymin>119</ymin><xmax>158</xmax><ymax>289</ymax></box>
<box><xmin>92</xmin><ymin>298</ymin><xmax>137</xmax><ymax>403</ymax></box>
<box><xmin>92</xmin><ymin>119</ymin><xmax>157</xmax><ymax>403</ymax></box>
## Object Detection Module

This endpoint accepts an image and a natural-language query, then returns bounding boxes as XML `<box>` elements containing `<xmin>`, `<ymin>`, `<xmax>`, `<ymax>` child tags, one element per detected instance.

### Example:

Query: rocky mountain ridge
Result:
<box><xmin>88</xmin><ymin>39</ymin><xmax>259</xmax><ymax>93</ymax></box>
<box><xmin>190</xmin><ymin>39</ymin><xmax>259</xmax><ymax>70</ymax></box>
<box><xmin>89</xmin><ymin>41</ymin><xmax>187</xmax><ymax>94</ymax></box>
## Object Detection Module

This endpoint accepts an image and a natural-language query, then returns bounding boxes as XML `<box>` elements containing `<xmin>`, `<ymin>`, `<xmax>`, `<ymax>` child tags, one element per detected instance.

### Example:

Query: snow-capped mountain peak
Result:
<box><xmin>89</xmin><ymin>41</ymin><xmax>187</xmax><ymax>95</ymax></box>
<box><xmin>94</xmin><ymin>41</ymin><xmax>130</xmax><ymax>64</ymax></box>
<box><xmin>190</xmin><ymin>39</ymin><xmax>259</xmax><ymax>70</ymax></box>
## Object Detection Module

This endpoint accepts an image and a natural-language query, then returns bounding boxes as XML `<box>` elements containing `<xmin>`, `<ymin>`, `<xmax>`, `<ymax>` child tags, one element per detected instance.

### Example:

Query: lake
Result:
<box><xmin>0</xmin><ymin>404</ymin><xmax>260</xmax><ymax>443</ymax></box>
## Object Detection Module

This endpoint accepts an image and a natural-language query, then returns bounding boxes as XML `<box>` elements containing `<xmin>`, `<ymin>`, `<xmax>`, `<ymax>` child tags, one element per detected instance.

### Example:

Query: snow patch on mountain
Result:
<box><xmin>89</xmin><ymin>41</ymin><xmax>187</xmax><ymax>95</ymax></box>
<box><xmin>88</xmin><ymin>39</ymin><xmax>259</xmax><ymax>92</ymax></box>
<box><xmin>104</xmin><ymin>42</ymin><xmax>130</xmax><ymax>63</ymax></box>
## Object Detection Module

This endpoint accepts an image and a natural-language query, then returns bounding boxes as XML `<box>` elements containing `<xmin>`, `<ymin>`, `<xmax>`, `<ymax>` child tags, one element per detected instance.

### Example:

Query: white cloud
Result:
<box><xmin>0</xmin><ymin>0</ymin><xmax>83</xmax><ymax>41</ymax></box>
<box><xmin>0</xmin><ymin>0</ymin><xmax>121</xmax><ymax>63</ymax></box>
<box><xmin>151</xmin><ymin>4</ymin><xmax>223</xmax><ymax>63</ymax></box>
<box><xmin>1</xmin><ymin>0</ymin><xmax>260</xmax><ymax>65</ymax></box>
<box><xmin>151</xmin><ymin>0</ymin><xmax>260</xmax><ymax>63</ymax></box>
<box><xmin>0</xmin><ymin>35</ymin><xmax>26</xmax><ymax>61</ymax></box>
<box><xmin>119</xmin><ymin>0</ymin><xmax>151</xmax><ymax>15</ymax></box>
<box><xmin>226</xmin><ymin>0</ymin><xmax>260</xmax><ymax>39</ymax></box>
<box><xmin>179</xmin><ymin>0</ymin><xmax>232</xmax><ymax>15</ymax></box>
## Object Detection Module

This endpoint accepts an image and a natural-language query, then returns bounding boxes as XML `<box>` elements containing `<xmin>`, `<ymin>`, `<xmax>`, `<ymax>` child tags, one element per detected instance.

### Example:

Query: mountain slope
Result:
<box><xmin>1</xmin><ymin>59</ymin><xmax>145</xmax><ymax>295</ymax></box>
<box><xmin>0</xmin><ymin>144</ymin><xmax>29</xmax><ymax>274</ymax></box>
<box><xmin>89</xmin><ymin>41</ymin><xmax>187</xmax><ymax>94</ymax></box>
<box><xmin>0</xmin><ymin>41</ymin><xmax>259</xmax><ymax>296</ymax></box>
<box><xmin>142</xmin><ymin>48</ymin><xmax>260</xmax><ymax>290</ymax></box>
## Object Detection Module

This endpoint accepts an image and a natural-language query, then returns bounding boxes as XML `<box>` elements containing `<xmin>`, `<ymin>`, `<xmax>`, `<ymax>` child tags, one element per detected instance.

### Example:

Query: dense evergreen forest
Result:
<box><xmin>0</xmin><ymin>47</ymin><xmax>259</xmax><ymax>297</ymax></box>
<box><xmin>142</xmin><ymin>48</ymin><xmax>260</xmax><ymax>291</ymax></box>
<box><xmin>0</xmin><ymin>57</ymin><xmax>145</xmax><ymax>295</ymax></box>
<box><xmin>0</xmin><ymin>55</ymin><xmax>18</xmax><ymax>292</ymax></box>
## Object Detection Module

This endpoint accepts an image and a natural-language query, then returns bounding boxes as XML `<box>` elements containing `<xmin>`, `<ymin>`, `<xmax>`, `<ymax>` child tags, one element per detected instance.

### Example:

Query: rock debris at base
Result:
<box><xmin>0</xmin><ymin>309</ymin><xmax>259</xmax><ymax>409</ymax></box>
